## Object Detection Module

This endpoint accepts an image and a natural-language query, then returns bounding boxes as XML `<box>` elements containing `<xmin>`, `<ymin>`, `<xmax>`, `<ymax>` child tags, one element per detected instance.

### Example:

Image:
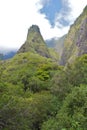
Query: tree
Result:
<box><xmin>56</xmin><ymin>85</ymin><xmax>87</xmax><ymax>130</ymax></box>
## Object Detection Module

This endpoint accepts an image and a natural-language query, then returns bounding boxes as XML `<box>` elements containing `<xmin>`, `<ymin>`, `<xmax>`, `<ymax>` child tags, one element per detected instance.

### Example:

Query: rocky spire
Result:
<box><xmin>18</xmin><ymin>25</ymin><xmax>50</xmax><ymax>58</ymax></box>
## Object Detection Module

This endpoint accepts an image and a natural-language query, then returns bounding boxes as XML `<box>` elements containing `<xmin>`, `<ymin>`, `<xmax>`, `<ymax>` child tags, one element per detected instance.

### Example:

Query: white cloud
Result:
<box><xmin>55</xmin><ymin>0</ymin><xmax>87</xmax><ymax>27</ymax></box>
<box><xmin>0</xmin><ymin>0</ymin><xmax>53</xmax><ymax>49</ymax></box>
<box><xmin>55</xmin><ymin>0</ymin><xmax>72</xmax><ymax>27</ymax></box>
<box><xmin>0</xmin><ymin>0</ymin><xmax>86</xmax><ymax>49</ymax></box>
<box><xmin>68</xmin><ymin>0</ymin><xmax>87</xmax><ymax>21</ymax></box>
<box><xmin>39</xmin><ymin>0</ymin><xmax>50</xmax><ymax>6</ymax></box>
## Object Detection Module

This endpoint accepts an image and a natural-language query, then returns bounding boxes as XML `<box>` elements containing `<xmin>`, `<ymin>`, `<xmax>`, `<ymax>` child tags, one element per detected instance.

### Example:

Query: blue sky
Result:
<box><xmin>0</xmin><ymin>0</ymin><xmax>87</xmax><ymax>49</ymax></box>
<box><xmin>40</xmin><ymin>0</ymin><xmax>62</xmax><ymax>26</ymax></box>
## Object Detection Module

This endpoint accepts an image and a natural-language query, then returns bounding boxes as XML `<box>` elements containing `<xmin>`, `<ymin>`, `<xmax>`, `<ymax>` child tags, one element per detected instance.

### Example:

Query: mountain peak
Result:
<box><xmin>27</xmin><ymin>25</ymin><xmax>41</xmax><ymax>41</ymax></box>
<box><xmin>28</xmin><ymin>25</ymin><xmax>40</xmax><ymax>34</ymax></box>
<box><xmin>18</xmin><ymin>25</ymin><xmax>50</xmax><ymax>58</ymax></box>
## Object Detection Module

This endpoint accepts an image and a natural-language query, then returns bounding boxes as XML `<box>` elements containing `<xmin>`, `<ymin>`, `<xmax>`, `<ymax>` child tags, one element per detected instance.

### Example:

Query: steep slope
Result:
<box><xmin>45</xmin><ymin>36</ymin><xmax>66</xmax><ymax>62</ymax></box>
<box><xmin>55</xmin><ymin>35</ymin><xmax>66</xmax><ymax>56</ymax></box>
<box><xmin>18</xmin><ymin>25</ymin><xmax>50</xmax><ymax>58</ymax></box>
<box><xmin>46</xmin><ymin>35</ymin><xmax>66</xmax><ymax>56</ymax></box>
<box><xmin>60</xmin><ymin>6</ymin><xmax>87</xmax><ymax>65</ymax></box>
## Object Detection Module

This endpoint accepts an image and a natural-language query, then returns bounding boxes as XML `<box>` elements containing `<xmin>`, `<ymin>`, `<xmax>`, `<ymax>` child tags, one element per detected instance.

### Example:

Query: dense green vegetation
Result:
<box><xmin>0</xmin><ymin>7</ymin><xmax>87</xmax><ymax>130</ymax></box>
<box><xmin>0</xmin><ymin>51</ymin><xmax>87</xmax><ymax>130</ymax></box>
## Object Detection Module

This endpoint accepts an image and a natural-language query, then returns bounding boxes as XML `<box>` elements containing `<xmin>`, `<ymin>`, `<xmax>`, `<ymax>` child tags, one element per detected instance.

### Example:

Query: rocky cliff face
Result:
<box><xmin>60</xmin><ymin>6</ymin><xmax>87</xmax><ymax>65</ymax></box>
<box><xmin>18</xmin><ymin>25</ymin><xmax>50</xmax><ymax>58</ymax></box>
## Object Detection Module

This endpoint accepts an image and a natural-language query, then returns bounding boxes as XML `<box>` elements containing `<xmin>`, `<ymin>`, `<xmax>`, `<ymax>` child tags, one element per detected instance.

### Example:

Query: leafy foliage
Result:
<box><xmin>1</xmin><ymin>50</ymin><xmax>87</xmax><ymax>130</ymax></box>
<box><xmin>56</xmin><ymin>85</ymin><xmax>87</xmax><ymax>130</ymax></box>
<box><xmin>1</xmin><ymin>14</ymin><xmax>87</xmax><ymax>129</ymax></box>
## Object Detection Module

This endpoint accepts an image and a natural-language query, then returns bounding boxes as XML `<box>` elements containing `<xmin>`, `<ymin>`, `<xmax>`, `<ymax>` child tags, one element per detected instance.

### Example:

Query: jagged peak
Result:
<box><xmin>27</xmin><ymin>25</ymin><xmax>42</xmax><ymax>41</ymax></box>
<box><xmin>17</xmin><ymin>25</ymin><xmax>51</xmax><ymax>58</ymax></box>
<box><xmin>28</xmin><ymin>25</ymin><xmax>40</xmax><ymax>34</ymax></box>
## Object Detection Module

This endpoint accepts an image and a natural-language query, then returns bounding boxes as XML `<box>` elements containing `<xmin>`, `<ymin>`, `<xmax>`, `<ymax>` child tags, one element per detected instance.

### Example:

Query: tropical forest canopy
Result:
<box><xmin>0</xmin><ymin>6</ymin><xmax>87</xmax><ymax>130</ymax></box>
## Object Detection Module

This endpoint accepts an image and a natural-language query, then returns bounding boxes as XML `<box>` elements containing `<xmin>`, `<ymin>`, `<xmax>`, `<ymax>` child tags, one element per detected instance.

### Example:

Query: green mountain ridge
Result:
<box><xmin>60</xmin><ymin>6</ymin><xmax>87</xmax><ymax>65</ymax></box>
